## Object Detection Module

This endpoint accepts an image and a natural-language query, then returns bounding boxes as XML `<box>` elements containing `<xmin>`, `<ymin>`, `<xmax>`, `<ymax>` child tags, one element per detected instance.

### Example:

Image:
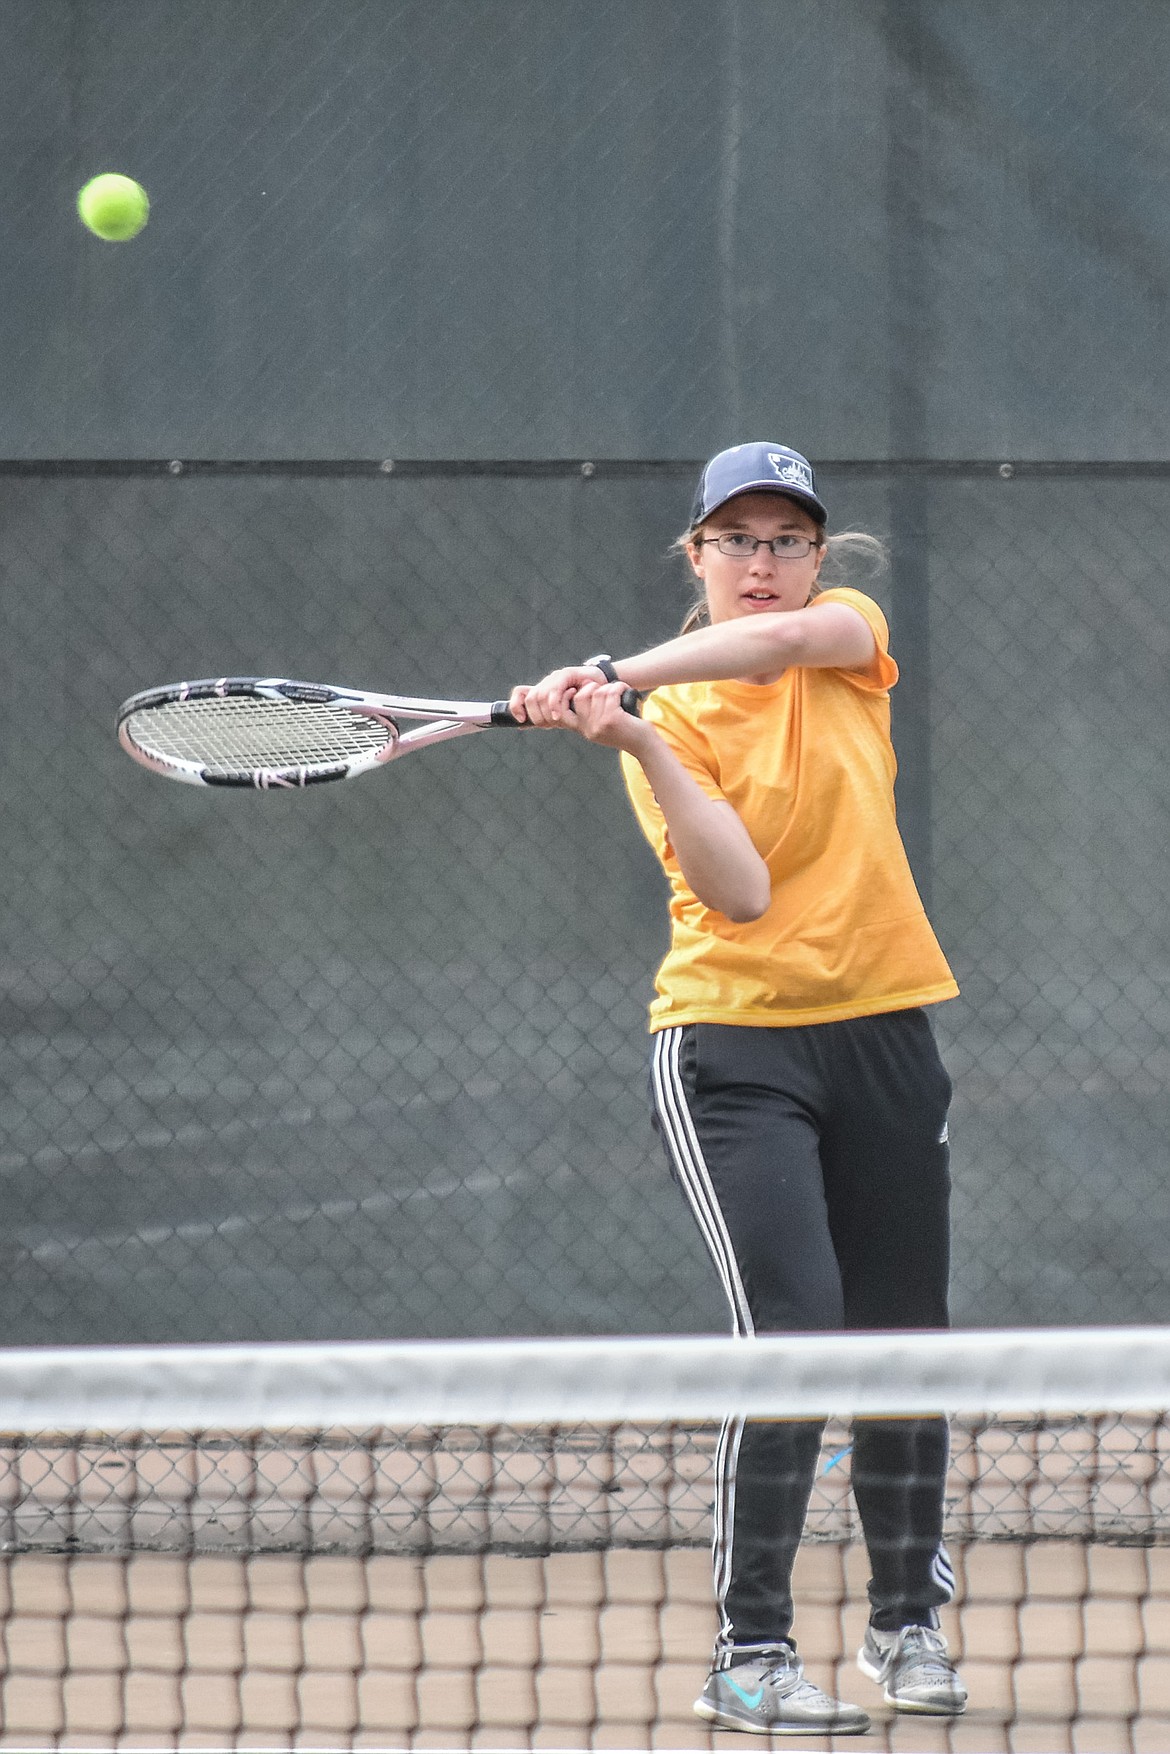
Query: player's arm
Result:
<box><xmin>509</xmin><ymin>602</ymin><xmax>875</xmax><ymax>720</ymax></box>
<box><xmin>560</xmin><ymin>682</ymin><xmax>771</xmax><ymax>923</ymax></box>
<box><xmin>615</xmin><ymin>600</ymin><xmax>876</xmax><ymax>687</ymax></box>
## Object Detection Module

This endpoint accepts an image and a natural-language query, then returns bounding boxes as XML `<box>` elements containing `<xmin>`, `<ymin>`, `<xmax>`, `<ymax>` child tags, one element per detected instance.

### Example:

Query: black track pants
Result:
<box><xmin>650</xmin><ymin>1009</ymin><xmax>955</xmax><ymax>1661</ymax></box>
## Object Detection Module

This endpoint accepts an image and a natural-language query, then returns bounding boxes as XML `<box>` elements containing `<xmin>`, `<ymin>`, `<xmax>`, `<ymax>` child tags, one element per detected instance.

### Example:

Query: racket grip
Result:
<box><xmin>491</xmin><ymin>689</ymin><xmax>642</xmax><ymax>727</ymax></box>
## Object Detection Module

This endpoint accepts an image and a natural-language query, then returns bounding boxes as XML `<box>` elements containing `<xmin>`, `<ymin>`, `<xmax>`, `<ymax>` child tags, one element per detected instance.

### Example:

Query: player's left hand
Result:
<box><xmin>507</xmin><ymin>666</ymin><xmax>604</xmax><ymax>726</ymax></box>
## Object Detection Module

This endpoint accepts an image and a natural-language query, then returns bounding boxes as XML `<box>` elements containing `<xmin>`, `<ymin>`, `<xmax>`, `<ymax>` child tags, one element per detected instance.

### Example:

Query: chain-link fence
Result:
<box><xmin>0</xmin><ymin>461</ymin><xmax>1166</xmax><ymax>1341</ymax></box>
<box><xmin>3</xmin><ymin>0</ymin><xmax>1170</xmax><ymax>1341</ymax></box>
<box><xmin>7</xmin><ymin>0</ymin><xmax>1170</xmax><ymax>464</ymax></box>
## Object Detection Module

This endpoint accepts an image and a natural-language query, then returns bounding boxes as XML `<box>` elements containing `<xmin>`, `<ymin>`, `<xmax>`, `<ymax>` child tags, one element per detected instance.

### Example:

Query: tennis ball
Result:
<box><xmin>76</xmin><ymin>173</ymin><xmax>150</xmax><ymax>242</ymax></box>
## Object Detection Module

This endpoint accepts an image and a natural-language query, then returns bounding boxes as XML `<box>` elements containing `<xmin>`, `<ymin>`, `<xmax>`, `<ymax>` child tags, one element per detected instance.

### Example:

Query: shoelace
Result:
<box><xmin>756</xmin><ymin>1651</ymin><xmax>821</xmax><ymax>1700</ymax></box>
<box><xmin>893</xmin><ymin>1626</ymin><xmax>956</xmax><ymax>1680</ymax></box>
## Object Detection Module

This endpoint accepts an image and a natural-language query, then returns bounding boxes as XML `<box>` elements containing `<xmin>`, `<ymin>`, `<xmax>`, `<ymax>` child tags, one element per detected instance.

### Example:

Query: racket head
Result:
<box><xmin>116</xmin><ymin>678</ymin><xmax>401</xmax><ymax>788</ymax></box>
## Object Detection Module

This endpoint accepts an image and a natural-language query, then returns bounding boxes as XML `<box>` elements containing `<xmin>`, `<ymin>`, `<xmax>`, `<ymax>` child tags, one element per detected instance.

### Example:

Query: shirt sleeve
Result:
<box><xmin>810</xmin><ymin>587</ymin><xmax>899</xmax><ymax>693</ymax></box>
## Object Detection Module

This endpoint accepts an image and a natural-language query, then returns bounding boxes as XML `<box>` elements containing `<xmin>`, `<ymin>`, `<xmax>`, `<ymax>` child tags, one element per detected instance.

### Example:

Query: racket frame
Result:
<box><xmin>116</xmin><ymin>676</ymin><xmax>522</xmax><ymax>789</ymax></box>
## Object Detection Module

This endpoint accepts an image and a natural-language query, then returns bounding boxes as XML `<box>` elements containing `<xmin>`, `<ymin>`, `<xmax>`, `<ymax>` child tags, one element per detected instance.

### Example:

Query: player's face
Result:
<box><xmin>688</xmin><ymin>494</ymin><xmax>825</xmax><ymax>624</ymax></box>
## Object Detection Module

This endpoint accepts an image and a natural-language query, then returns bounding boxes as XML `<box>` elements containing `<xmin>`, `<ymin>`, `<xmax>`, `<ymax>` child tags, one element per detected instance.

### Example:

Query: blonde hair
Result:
<box><xmin>675</xmin><ymin>522</ymin><xmax>889</xmax><ymax>634</ymax></box>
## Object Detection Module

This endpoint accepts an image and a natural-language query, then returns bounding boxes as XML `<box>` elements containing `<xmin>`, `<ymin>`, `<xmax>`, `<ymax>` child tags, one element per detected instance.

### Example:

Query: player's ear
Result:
<box><xmin>685</xmin><ymin>534</ymin><xmax>705</xmax><ymax>580</ymax></box>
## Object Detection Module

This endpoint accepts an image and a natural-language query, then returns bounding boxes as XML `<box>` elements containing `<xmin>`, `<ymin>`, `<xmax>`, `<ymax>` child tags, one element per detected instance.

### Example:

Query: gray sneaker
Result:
<box><xmin>695</xmin><ymin>1645</ymin><xmax>871</xmax><ymax>1735</ymax></box>
<box><xmin>857</xmin><ymin>1623</ymin><xmax>967</xmax><ymax>1715</ymax></box>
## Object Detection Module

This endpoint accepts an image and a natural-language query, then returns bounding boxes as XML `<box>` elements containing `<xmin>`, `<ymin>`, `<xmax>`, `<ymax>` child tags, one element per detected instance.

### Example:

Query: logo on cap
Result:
<box><xmin>767</xmin><ymin>453</ymin><xmax>814</xmax><ymax>493</ymax></box>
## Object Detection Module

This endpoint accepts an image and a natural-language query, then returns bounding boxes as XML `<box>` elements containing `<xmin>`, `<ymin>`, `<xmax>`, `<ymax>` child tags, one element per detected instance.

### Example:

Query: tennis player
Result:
<box><xmin>508</xmin><ymin>442</ymin><xmax>966</xmax><ymax>1735</ymax></box>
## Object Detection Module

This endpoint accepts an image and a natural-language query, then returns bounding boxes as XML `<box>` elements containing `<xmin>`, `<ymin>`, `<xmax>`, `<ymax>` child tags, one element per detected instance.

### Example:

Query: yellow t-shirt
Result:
<box><xmin>620</xmin><ymin>587</ymin><xmax>958</xmax><ymax>1030</ymax></box>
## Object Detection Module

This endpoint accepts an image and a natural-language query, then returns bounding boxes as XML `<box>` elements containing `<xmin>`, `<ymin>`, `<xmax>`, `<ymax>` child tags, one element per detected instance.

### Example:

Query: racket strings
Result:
<box><xmin>124</xmin><ymin>696</ymin><xmax>398</xmax><ymax>775</ymax></box>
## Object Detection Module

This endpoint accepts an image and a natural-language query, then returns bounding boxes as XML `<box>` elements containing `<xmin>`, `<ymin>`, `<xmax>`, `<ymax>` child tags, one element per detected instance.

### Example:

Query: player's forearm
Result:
<box><xmin>608</xmin><ymin>602</ymin><xmax>875</xmax><ymax>688</ymax></box>
<box><xmin>611</xmin><ymin>618</ymin><xmax>797</xmax><ymax>690</ymax></box>
<box><xmin>635</xmin><ymin>737</ymin><xmax>771</xmax><ymax>923</ymax></box>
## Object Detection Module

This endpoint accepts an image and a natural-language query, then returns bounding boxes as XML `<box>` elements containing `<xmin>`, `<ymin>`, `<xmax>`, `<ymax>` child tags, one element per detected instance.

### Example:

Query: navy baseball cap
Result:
<box><xmin>690</xmin><ymin>442</ymin><xmax>828</xmax><ymax>529</ymax></box>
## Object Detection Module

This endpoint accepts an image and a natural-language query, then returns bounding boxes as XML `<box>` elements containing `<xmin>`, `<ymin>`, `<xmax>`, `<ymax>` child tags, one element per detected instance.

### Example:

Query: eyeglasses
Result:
<box><xmin>698</xmin><ymin>533</ymin><xmax>819</xmax><ymax>560</ymax></box>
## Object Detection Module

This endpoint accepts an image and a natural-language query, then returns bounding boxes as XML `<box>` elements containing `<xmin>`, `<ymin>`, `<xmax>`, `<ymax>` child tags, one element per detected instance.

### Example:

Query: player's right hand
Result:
<box><xmin>562</xmin><ymin>680</ymin><xmax>653</xmax><ymax>752</ymax></box>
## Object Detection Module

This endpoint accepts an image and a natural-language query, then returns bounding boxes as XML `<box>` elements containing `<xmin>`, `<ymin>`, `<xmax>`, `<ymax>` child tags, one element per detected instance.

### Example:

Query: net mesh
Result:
<box><xmin>1</xmin><ymin>1331</ymin><xmax>1169</xmax><ymax>1750</ymax></box>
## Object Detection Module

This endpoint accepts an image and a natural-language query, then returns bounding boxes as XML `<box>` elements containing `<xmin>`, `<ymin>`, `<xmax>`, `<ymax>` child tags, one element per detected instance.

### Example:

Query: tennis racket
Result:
<box><xmin>116</xmin><ymin>675</ymin><xmax>641</xmax><ymax>789</ymax></box>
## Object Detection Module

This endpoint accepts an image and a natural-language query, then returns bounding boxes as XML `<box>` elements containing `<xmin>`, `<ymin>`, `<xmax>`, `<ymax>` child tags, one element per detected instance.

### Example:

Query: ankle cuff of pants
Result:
<box><xmin>868</xmin><ymin>1609</ymin><xmax>940</xmax><ymax>1633</ymax></box>
<box><xmin>718</xmin><ymin>1639</ymin><xmax>797</xmax><ymax>1669</ymax></box>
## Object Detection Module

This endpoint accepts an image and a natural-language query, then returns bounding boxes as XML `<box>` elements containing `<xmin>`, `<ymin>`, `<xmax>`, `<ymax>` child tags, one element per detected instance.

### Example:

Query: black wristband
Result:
<box><xmin>582</xmin><ymin>652</ymin><xmax>620</xmax><ymax>684</ymax></box>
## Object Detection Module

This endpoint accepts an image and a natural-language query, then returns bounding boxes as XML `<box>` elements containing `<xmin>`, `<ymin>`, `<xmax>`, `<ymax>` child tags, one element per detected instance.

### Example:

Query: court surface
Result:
<box><xmin>2</xmin><ymin>1540</ymin><xmax>1167</xmax><ymax>1750</ymax></box>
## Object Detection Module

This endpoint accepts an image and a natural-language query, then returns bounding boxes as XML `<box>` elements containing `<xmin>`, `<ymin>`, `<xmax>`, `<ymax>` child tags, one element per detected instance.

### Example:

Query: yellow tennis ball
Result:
<box><xmin>77</xmin><ymin>173</ymin><xmax>150</xmax><ymax>242</ymax></box>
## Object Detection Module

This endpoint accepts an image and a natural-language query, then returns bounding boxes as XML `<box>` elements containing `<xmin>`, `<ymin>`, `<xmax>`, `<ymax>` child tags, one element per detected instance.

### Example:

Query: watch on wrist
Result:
<box><xmin>582</xmin><ymin>653</ymin><xmax>620</xmax><ymax>684</ymax></box>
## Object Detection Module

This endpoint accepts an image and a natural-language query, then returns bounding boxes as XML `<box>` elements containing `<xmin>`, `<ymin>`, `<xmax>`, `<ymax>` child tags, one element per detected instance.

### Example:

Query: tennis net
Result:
<box><xmin>1</xmin><ymin>1328</ymin><xmax>1169</xmax><ymax>1749</ymax></box>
